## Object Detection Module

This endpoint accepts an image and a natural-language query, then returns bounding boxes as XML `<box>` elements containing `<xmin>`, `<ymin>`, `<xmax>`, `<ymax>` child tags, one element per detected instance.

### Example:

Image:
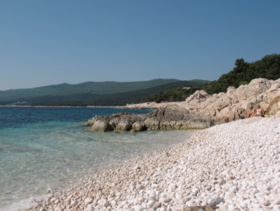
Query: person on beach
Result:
<box><xmin>245</xmin><ymin>105</ymin><xmax>254</xmax><ymax>118</ymax></box>
<box><xmin>253</xmin><ymin>105</ymin><xmax>265</xmax><ymax>117</ymax></box>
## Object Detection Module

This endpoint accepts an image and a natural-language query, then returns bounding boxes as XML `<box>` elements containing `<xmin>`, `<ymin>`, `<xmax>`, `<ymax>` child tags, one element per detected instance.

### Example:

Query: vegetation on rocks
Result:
<box><xmin>143</xmin><ymin>54</ymin><xmax>280</xmax><ymax>103</ymax></box>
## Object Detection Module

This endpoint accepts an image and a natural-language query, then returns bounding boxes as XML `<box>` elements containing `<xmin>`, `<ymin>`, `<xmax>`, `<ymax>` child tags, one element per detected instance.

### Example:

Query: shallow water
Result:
<box><xmin>0</xmin><ymin>107</ymin><xmax>191</xmax><ymax>210</ymax></box>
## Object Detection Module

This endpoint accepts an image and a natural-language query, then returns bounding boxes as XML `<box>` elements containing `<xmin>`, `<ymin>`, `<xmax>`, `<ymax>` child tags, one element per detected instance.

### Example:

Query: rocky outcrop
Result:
<box><xmin>267</xmin><ymin>96</ymin><xmax>280</xmax><ymax>117</ymax></box>
<box><xmin>86</xmin><ymin>78</ymin><xmax>280</xmax><ymax>132</ymax></box>
<box><xmin>86</xmin><ymin>106</ymin><xmax>214</xmax><ymax>132</ymax></box>
<box><xmin>180</xmin><ymin>78</ymin><xmax>280</xmax><ymax>123</ymax></box>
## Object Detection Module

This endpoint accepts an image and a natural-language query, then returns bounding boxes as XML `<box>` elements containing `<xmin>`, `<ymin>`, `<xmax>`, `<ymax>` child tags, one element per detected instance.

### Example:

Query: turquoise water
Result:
<box><xmin>0</xmin><ymin>107</ymin><xmax>190</xmax><ymax>210</ymax></box>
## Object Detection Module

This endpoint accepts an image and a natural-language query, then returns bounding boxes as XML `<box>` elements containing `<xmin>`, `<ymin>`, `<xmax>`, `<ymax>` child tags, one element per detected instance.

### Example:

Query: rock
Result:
<box><xmin>182</xmin><ymin>205</ymin><xmax>216</xmax><ymax>211</ymax></box>
<box><xmin>185</xmin><ymin>90</ymin><xmax>209</xmax><ymax>103</ymax></box>
<box><xmin>159</xmin><ymin>207</ymin><xmax>166</xmax><ymax>211</ymax></box>
<box><xmin>84</xmin><ymin>197</ymin><xmax>93</xmax><ymax>205</ymax></box>
<box><xmin>147</xmin><ymin>199</ymin><xmax>155</xmax><ymax>208</ymax></box>
<box><xmin>71</xmin><ymin>199</ymin><xmax>78</xmax><ymax>206</ymax></box>
<box><xmin>116</xmin><ymin>119</ymin><xmax>133</xmax><ymax>131</ymax></box>
<box><xmin>90</xmin><ymin>119</ymin><xmax>113</xmax><ymax>132</ymax></box>
<box><xmin>83</xmin><ymin>205</ymin><xmax>95</xmax><ymax>211</ymax></box>
<box><xmin>175</xmin><ymin>192</ymin><xmax>182</xmax><ymax>200</ymax></box>
<box><xmin>267</xmin><ymin>96</ymin><xmax>280</xmax><ymax>115</ymax></box>
<box><xmin>209</xmin><ymin>197</ymin><xmax>224</xmax><ymax>206</ymax></box>
<box><xmin>191</xmin><ymin>187</ymin><xmax>199</xmax><ymax>196</ymax></box>
<box><xmin>88</xmin><ymin>105</ymin><xmax>213</xmax><ymax>132</ymax></box>
<box><xmin>133</xmin><ymin>205</ymin><xmax>144</xmax><ymax>211</ymax></box>
<box><xmin>153</xmin><ymin>202</ymin><xmax>162</xmax><ymax>209</ymax></box>
<box><xmin>132</xmin><ymin>121</ymin><xmax>145</xmax><ymax>132</ymax></box>
<box><xmin>163</xmin><ymin>197</ymin><xmax>172</xmax><ymax>203</ymax></box>
<box><xmin>87</xmin><ymin>78</ymin><xmax>280</xmax><ymax>132</ymax></box>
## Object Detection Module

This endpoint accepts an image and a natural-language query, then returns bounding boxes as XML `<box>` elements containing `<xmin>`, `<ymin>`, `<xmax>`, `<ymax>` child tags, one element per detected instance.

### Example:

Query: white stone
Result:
<box><xmin>133</xmin><ymin>205</ymin><xmax>144</xmax><ymax>211</ymax></box>
<box><xmin>71</xmin><ymin>199</ymin><xmax>78</xmax><ymax>206</ymax></box>
<box><xmin>84</xmin><ymin>197</ymin><xmax>93</xmax><ymax>205</ymax></box>
<box><xmin>26</xmin><ymin>115</ymin><xmax>280</xmax><ymax>211</ymax></box>
<box><xmin>147</xmin><ymin>199</ymin><xmax>155</xmax><ymax>208</ymax></box>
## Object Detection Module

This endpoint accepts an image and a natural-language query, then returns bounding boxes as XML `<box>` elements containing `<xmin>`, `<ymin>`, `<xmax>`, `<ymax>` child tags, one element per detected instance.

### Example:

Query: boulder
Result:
<box><xmin>116</xmin><ymin>119</ymin><xmax>133</xmax><ymax>131</ymax></box>
<box><xmin>185</xmin><ymin>90</ymin><xmax>209</xmax><ymax>103</ymax></box>
<box><xmin>226</xmin><ymin>86</ymin><xmax>237</xmax><ymax>102</ymax></box>
<box><xmin>132</xmin><ymin>121</ymin><xmax>146</xmax><ymax>132</ymax></box>
<box><xmin>234</xmin><ymin>85</ymin><xmax>249</xmax><ymax>101</ymax></box>
<box><xmin>90</xmin><ymin>119</ymin><xmax>113</xmax><ymax>132</ymax></box>
<box><xmin>144</xmin><ymin>117</ymin><xmax>160</xmax><ymax>130</ymax></box>
<box><xmin>210</xmin><ymin>93</ymin><xmax>231</xmax><ymax>111</ymax></box>
<box><xmin>267</xmin><ymin>96</ymin><xmax>280</xmax><ymax>116</ymax></box>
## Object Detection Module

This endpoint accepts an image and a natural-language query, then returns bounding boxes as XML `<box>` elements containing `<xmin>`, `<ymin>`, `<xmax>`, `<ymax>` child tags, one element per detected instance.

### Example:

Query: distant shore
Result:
<box><xmin>27</xmin><ymin>117</ymin><xmax>280</xmax><ymax>210</ymax></box>
<box><xmin>0</xmin><ymin>105</ymin><xmax>127</xmax><ymax>109</ymax></box>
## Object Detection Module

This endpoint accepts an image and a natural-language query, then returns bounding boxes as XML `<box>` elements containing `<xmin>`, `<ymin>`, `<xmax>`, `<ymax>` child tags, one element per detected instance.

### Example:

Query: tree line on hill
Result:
<box><xmin>24</xmin><ymin>80</ymin><xmax>206</xmax><ymax>106</ymax></box>
<box><xmin>1</xmin><ymin>54</ymin><xmax>279</xmax><ymax>106</ymax></box>
<box><xmin>141</xmin><ymin>54</ymin><xmax>280</xmax><ymax>103</ymax></box>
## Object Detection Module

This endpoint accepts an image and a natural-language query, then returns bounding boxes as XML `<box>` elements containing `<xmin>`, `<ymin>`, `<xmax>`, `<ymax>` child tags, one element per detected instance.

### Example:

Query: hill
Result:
<box><xmin>2</xmin><ymin>80</ymin><xmax>207</xmax><ymax>106</ymax></box>
<box><xmin>141</xmin><ymin>54</ymin><xmax>280</xmax><ymax>103</ymax></box>
<box><xmin>2</xmin><ymin>54</ymin><xmax>278</xmax><ymax>106</ymax></box>
<box><xmin>0</xmin><ymin>79</ymin><xmax>179</xmax><ymax>104</ymax></box>
<box><xmin>203</xmin><ymin>54</ymin><xmax>280</xmax><ymax>94</ymax></box>
<box><xmin>77</xmin><ymin>80</ymin><xmax>208</xmax><ymax>106</ymax></box>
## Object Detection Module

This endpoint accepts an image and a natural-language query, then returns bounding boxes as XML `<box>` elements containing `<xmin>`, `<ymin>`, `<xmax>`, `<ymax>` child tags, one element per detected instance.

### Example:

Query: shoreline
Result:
<box><xmin>0</xmin><ymin>105</ymin><xmax>153</xmax><ymax>110</ymax></box>
<box><xmin>0</xmin><ymin>105</ymin><xmax>125</xmax><ymax>108</ymax></box>
<box><xmin>26</xmin><ymin>117</ymin><xmax>280</xmax><ymax>211</ymax></box>
<box><xmin>1</xmin><ymin>125</ymin><xmax>191</xmax><ymax>211</ymax></box>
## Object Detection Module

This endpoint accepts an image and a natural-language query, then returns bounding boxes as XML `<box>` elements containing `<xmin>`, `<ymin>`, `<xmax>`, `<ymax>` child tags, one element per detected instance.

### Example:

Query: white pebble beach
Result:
<box><xmin>27</xmin><ymin>117</ymin><xmax>280</xmax><ymax>211</ymax></box>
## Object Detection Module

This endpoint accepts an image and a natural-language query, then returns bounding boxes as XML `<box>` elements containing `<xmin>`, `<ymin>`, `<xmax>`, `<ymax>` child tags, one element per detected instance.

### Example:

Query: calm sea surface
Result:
<box><xmin>0</xmin><ymin>107</ymin><xmax>191</xmax><ymax>210</ymax></box>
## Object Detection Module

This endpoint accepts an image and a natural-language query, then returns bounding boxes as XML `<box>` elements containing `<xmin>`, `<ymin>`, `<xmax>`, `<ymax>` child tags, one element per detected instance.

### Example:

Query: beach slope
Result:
<box><xmin>28</xmin><ymin>117</ymin><xmax>280</xmax><ymax>211</ymax></box>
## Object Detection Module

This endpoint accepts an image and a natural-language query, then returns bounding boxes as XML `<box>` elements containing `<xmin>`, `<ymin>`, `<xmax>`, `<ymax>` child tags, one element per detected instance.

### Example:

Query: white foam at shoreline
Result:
<box><xmin>2</xmin><ymin>194</ymin><xmax>50</xmax><ymax>211</ymax></box>
<box><xmin>27</xmin><ymin>117</ymin><xmax>280</xmax><ymax>210</ymax></box>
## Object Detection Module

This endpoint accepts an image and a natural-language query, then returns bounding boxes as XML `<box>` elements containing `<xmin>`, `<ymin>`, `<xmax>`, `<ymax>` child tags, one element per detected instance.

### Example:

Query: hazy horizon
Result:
<box><xmin>0</xmin><ymin>78</ymin><xmax>208</xmax><ymax>91</ymax></box>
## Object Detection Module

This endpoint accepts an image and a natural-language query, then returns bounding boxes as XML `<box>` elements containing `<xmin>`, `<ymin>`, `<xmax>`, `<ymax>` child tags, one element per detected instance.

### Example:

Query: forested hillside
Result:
<box><xmin>0</xmin><ymin>80</ymin><xmax>207</xmax><ymax>106</ymax></box>
<box><xmin>203</xmin><ymin>54</ymin><xmax>280</xmax><ymax>94</ymax></box>
<box><xmin>0</xmin><ymin>79</ymin><xmax>178</xmax><ymax>101</ymax></box>
<box><xmin>1</xmin><ymin>54</ymin><xmax>278</xmax><ymax>106</ymax></box>
<box><xmin>141</xmin><ymin>54</ymin><xmax>280</xmax><ymax>103</ymax></box>
<box><xmin>15</xmin><ymin>80</ymin><xmax>206</xmax><ymax>106</ymax></box>
<box><xmin>0</xmin><ymin>79</ymin><xmax>180</xmax><ymax>105</ymax></box>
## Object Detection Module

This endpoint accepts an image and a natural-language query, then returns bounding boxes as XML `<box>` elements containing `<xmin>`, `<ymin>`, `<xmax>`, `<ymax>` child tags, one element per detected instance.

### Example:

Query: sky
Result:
<box><xmin>0</xmin><ymin>0</ymin><xmax>280</xmax><ymax>91</ymax></box>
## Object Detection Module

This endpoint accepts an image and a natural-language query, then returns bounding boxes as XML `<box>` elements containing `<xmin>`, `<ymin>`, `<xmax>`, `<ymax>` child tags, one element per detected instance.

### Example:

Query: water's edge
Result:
<box><xmin>0</xmin><ymin>107</ymin><xmax>191</xmax><ymax>210</ymax></box>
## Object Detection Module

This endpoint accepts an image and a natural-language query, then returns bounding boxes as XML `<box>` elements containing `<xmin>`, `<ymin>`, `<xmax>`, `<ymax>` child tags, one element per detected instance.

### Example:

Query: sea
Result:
<box><xmin>0</xmin><ymin>107</ymin><xmax>192</xmax><ymax>210</ymax></box>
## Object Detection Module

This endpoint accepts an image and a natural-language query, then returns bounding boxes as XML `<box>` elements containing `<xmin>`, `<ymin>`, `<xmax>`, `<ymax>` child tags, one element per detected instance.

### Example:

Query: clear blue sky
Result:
<box><xmin>1</xmin><ymin>0</ymin><xmax>279</xmax><ymax>90</ymax></box>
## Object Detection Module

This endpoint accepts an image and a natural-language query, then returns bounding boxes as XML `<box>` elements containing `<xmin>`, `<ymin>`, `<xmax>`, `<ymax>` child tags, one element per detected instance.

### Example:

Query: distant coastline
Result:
<box><xmin>0</xmin><ymin>105</ymin><xmax>125</xmax><ymax>109</ymax></box>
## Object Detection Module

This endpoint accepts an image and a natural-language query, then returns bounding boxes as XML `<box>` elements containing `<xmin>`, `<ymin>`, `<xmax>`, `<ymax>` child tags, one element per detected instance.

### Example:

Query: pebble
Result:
<box><xmin>70</xmin><ymin>199</ymin><xmax>77</xmax><ymax>206</ymax></box>
<box><xmin>84</xmin><ymin>197</ymin><xmax>93</xmax><ymax>205</ymax></box>
<box><xmin>153</xmin><ymin>202</ymin><xmax>162</xmax><ymax>209</ymax></box>
<box><xmin>147</xmin><ymin>199</ymin><xmax>155</xmax><ymax>208</ymax></box>
<box><xmin>26</xmin><ymin>117</ymin><xmax>280</xmax><ymax>211</ymax></box>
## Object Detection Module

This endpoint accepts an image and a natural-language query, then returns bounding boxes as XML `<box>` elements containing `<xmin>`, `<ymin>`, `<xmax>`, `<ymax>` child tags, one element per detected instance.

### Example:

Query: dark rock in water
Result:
<box><xmin>86</xmin><ymin>105</ymin><xmax>214</xmax><ymax>132</ymax></box>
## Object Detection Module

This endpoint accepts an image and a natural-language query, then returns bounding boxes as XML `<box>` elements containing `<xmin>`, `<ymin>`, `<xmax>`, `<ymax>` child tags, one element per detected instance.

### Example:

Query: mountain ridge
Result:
<box><xmin>0</xmin><ymin>79</ymin><xmax>181</xmax><ymax>102</ymax></box>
